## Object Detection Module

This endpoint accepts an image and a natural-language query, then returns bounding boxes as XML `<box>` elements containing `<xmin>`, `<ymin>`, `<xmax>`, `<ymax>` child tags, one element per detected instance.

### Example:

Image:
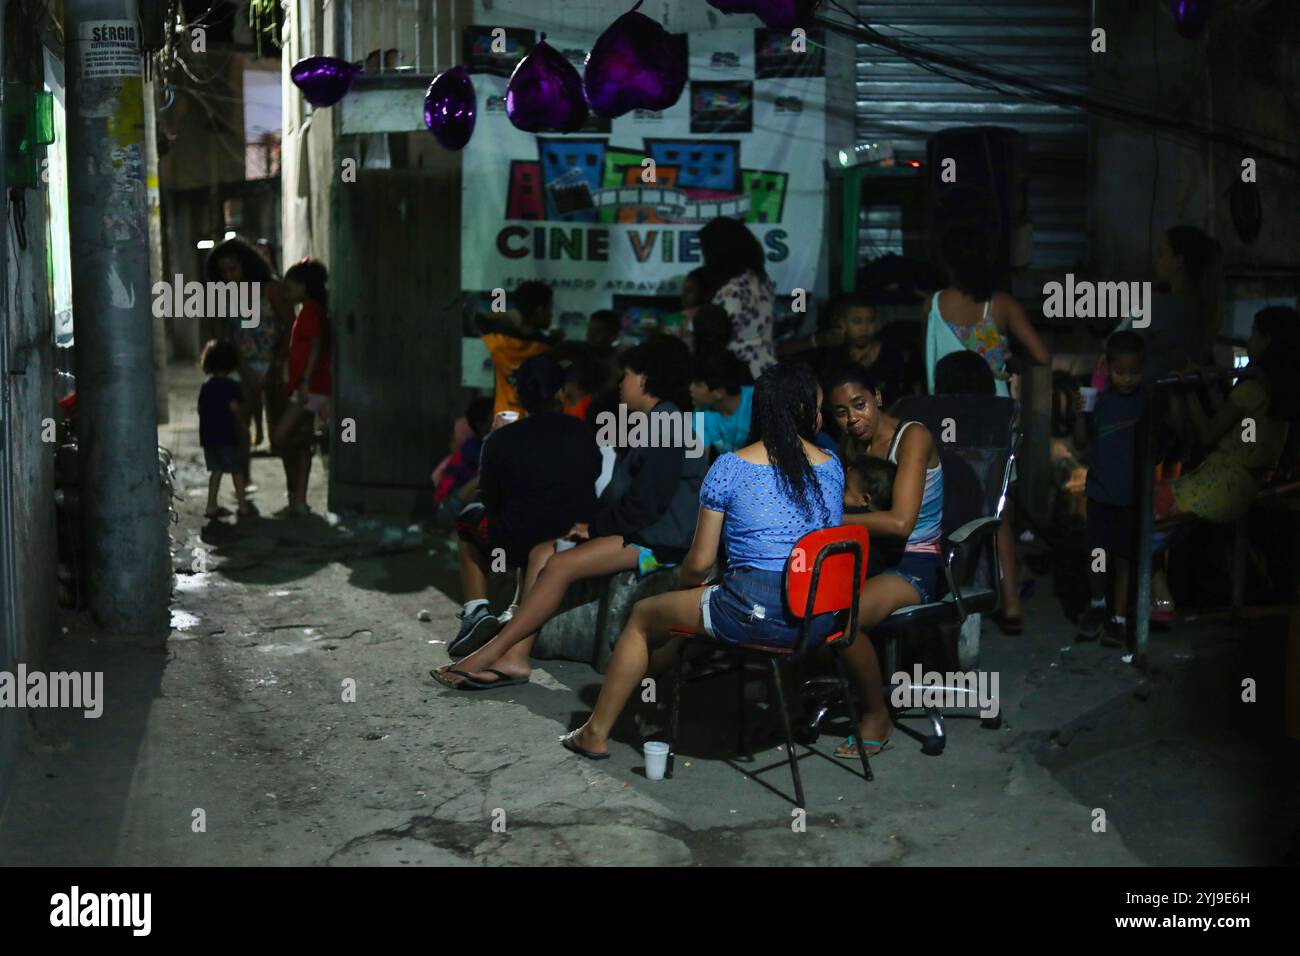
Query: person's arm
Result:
<box><xmin>1188</xmin><ymin>376</ymin><xmax>1253</xmax><ymax>448</ymax></box>
<box><xmin>999</xmin><ymin>291</ymin><xmax>1052</xmax><ymax>366</ymax></box>
<box><xmin>1073</xmin><ymin>390</ymin><xmax>1089</xmax><ymax>449</ymax></box>
<box><xmin>266</xmin><ymin>281</ymin><xmax>295</xmax><ymax>369</ymax></box>
<box><xmin>298</xmin><ymin>337</ymin><xmax>322</xmax><ymax>398</ymax></box>
<box><xmin>678</xmin><ymin>508</ymin><xmax>724</xmax><ymax>588</ymax></box>
<box><xmin>840</xmin><ymin>427</ymin><xmax>931</xmax><ymax>540</ymax></box>
<box><xmin>587</xmin><ymin>444</ymin><xmax>683</xmax><ymax>539</ymax></box>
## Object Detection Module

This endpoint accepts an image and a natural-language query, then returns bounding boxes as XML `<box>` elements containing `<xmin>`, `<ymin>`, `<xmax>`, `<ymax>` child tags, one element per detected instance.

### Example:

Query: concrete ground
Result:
<box><xmin>0</xmin><ymin>363</ymin><xmax>1295</xmax><ymax>866</ymax></box>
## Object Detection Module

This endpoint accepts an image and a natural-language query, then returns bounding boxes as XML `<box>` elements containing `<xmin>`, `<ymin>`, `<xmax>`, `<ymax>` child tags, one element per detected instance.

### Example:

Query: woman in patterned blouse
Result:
<box><xmin>700</xmin><ymin>217</ymin><xmax>778</xmax><ymax>380</ymax></box>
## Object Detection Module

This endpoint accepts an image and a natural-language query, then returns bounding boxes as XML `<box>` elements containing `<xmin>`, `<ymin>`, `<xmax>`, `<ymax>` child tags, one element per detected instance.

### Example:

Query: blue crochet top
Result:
<box><xmin>700</xmin><ymin>453</ymin><xmax>845</xmax><ymax>572</ymax></box>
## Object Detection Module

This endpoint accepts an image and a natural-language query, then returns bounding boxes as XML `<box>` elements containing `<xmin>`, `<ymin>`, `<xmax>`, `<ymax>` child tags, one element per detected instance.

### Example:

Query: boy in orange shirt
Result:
<box><xmin>476</xmin><ymin>281</ymin><xmax>556</xmax><ymax>417</ymax></box>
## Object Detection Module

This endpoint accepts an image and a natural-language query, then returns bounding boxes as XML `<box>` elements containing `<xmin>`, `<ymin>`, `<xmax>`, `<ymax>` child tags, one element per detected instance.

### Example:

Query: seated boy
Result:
<box><xmin>435</xmin><ymin>336</ymin><xmax>706</xmax><ymax>689</ymax></box>
<box><xmin>451</xmin><ymin>354</ymin><xmax>603</xmax><ymax>655</ymax></box>
<box><xmin>690</xmin><ymin>351</ymin><xmax>755</xmax><ymax>455</ymax></box>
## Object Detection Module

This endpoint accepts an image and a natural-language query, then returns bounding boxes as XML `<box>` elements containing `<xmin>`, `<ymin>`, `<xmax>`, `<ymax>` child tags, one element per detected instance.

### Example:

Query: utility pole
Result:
<box><xmin>143</xmin><ymin>76</ymin><xmax>168</xmax><ymax>424</ymax></box>
<box><xmin>65</xmin><ymin>0</ymin><xmax>170</xmax><ymax>634</ymax></box>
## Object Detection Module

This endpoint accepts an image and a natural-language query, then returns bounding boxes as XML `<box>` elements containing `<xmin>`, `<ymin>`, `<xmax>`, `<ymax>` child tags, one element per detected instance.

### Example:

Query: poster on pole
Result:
<box><xmin>459</xmin><ymin>26</ymin><xmax>827</xmax><ymax>376</ymax></box>
<box><xmin>77</xmin><ymin>21</ymin><xmax>143</xmax><ymax>80</ymax></box>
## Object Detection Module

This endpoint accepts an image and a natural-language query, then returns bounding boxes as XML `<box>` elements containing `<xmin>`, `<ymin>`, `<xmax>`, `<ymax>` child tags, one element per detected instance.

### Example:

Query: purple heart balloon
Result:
<box><xmin>506</xmin><ymin>34</ymin><xmax>589</xmax><ymax>133</ymax></box>
<box><xmin>1168</xmin><ymin>0</ymin><xmax>1215</xmax><ymax>39</ymax></box>
<box><xmin>290</xmin><ymin>56</ymin><xmax>363</xmax><ymax>108</ymax></box>
<box><xmin>424</xmin><ymin>66</ymin><xmax>477</xmax><ymax>150</ymax></box>
<box><xmin>706</xmin><ymin>0</ymin><xmax>823</xmax><ymax>31</ymax></box>
<box><xmin>584</xmin><ymin>1</ymin><xmax>687</xmax><ymax>117</ymax></box>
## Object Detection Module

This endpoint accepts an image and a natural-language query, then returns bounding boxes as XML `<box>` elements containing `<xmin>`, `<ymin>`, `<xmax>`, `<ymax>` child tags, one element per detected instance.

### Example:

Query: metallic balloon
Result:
<box><xmin>1168</xmin><ymin>0</ymin><xmax>1216</xmax><ymax>39</ymax></box>
<box><xmin>506</xmin><ymin>34</ymin><xmax>589</xmax><ymax>133</ymax></box>
<box><xmin>290</xmin><ymin>56</ymin><xmax>363</xmax><ymax>108</ymax></box>
<box><xmin>424</xmin><ymin>66</ymin><xmax>477</xmax><ymax>150</ymax></box>
<box><xmin>705</xmin><ymin>0</ymin><xmax>823</xmax><ymax>31</ymax></box>
<box><xmin>584</xmin><ymin>1</ymin><xmax>687</xmax><ymax>118</ymax></box>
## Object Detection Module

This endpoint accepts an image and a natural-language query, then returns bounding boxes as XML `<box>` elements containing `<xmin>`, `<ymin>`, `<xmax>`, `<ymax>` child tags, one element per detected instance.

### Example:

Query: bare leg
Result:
<box><xmin>997</xmin><ymin>505</ymin><xmax>1022</xmax><ymax>621</ymax></box>
<box><xmin>206</xmin><ymin>472</ymin><xmax>222</xmax><ymax>515</ymax></box>
<box><xmin>834</xmin><ymin>574</ymin><xmax>922</xmax><ymax>756</ymax></box>
<box><xmin>568</xmin><ymin>589</ymin><xmax>705</xmax><ymax>754</ymax></box>
<box><xmin>438</xmin><ymin>536</ymin><xmax>638</xmax><ymax>684</ymax></box>
<box><xmin>232</xmin><ymin>472</ymin><xmax>249</xmax><ymax>512</ymax></box>
<box><xmin>292</xmin><ymin>446</ymin><xmax>312</xmax><ymax>508</ymax></box>
<box><xmin>457</xmin><ymin>536</ymin><xmax>491</xmax><ymax>603</ymax></box>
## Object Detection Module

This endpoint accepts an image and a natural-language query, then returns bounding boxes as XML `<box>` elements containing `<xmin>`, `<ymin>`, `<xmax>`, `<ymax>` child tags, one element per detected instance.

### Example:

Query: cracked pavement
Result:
<box><xmin>0</xmin><ymin>364</ymin><xmax>1288</xmax><ymax>866</ymax></box>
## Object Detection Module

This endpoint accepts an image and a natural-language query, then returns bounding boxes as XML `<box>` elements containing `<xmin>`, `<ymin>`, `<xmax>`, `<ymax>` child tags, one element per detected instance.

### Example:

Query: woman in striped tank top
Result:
<box><xmin>823</xmin><ymin>363</ymin><xmax>944</xmax><ymax>760</ymax></box>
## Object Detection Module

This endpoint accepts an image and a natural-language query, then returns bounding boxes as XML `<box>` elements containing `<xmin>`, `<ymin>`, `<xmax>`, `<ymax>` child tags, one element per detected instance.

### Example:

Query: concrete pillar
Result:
<box><xmin>65</xmin><ymin>0</ymin><xmax>170</xmax><ymax>634</ymax></box>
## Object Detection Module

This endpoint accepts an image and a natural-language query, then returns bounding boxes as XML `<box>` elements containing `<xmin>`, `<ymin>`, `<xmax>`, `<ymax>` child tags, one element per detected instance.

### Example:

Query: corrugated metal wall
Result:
<box><xmin>853</xmin><ymin>0</ymin><xmax>1090</xmax><ymax>270</ymax></box>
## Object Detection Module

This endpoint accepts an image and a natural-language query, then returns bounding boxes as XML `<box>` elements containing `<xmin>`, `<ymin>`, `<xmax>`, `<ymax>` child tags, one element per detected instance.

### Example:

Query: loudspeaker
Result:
<box><xmin>926</xmin><ymin>126</ymin><xmax>1030</xmax><ymax>272</ymax></box>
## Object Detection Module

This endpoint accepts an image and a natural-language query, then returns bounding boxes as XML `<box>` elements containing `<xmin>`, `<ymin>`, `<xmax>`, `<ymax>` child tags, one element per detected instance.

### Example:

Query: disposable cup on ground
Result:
<box><xmin>644</xmin><ymin>741</ymin><xmax>670</xmax><ymax>780</ymax></box>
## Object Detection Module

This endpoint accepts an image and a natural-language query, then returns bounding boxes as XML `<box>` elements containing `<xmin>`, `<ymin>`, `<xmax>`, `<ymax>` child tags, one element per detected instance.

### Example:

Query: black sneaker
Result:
<box><xmin>1100</xmin><ymin>617</ymin><xmax>1127</xmax><ymax>648</ymax></box>
<box><xmin>1076</xmin><ymin>604</ymin><xmax>1106</xmax><ymax>642</ymax></box>
<box><xmin>448</xmin><ymin>605</ymin><xmax>500</xmax><ymax>658</ymax></box>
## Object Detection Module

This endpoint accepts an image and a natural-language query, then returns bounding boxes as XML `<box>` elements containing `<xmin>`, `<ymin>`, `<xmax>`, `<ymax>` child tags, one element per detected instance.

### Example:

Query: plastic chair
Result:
<box><xmin>665</xmin><ymin>526</ymin><xmax>870</xmax><ymax>809</ymax></box>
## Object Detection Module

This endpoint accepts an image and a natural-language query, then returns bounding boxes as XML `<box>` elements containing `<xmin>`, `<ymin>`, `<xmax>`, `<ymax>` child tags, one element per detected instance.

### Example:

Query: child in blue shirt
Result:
<box><xmin>198</xmin><ymin>339</ymin><xmax>255</xmax><ymax>520</ymax></box>
<box><xmin>689</xmin><ymin>350</ymin><xmax>754</xmax><ymax>455</ymax></box>
<box><xmin>1074</xmin><ymin>330</ymin><xmax>1145</xmax><ymax>647</ymax></box>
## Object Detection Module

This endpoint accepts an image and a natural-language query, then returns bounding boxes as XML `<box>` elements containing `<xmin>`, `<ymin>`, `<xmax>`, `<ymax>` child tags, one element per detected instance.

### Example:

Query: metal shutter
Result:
<box><xmin>852</xmin><ymin>0</ymin><xmax>1090</xmax><ymax>271</ymax></box>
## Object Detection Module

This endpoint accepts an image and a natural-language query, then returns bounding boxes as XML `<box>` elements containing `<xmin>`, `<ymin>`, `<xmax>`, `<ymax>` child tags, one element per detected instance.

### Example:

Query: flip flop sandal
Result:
<box><xmin>429</xmin><ymin>667</ymin><xmax>482</xmax><ymax>690</ymax></box>
<box><xmin>430</xmin><ymin>667</ymin><xmax>528</xmax><ymax>691</ymax></box>
<box><xmin>560</xmin><ymin>731</ymin><xmax>610</xmax><ymax>761</ymax></box>
<box><xmin>462</xmin><ymin>668</ymin><xmax>529</xmax><ymax>690</ymax></box>
<box><xmin>835</xmin><ymin>735</ymin><xmax>890</xmax><ymax>759</ymax></box>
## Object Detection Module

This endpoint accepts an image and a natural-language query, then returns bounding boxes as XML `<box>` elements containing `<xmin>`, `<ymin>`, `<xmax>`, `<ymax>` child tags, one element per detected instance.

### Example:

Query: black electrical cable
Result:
<box><xmin>818</xmin><ymin>0</ymin><xmax>1300</xmax><ymax>173</ymax></box>
<box><xmin>9</xmin><ymin>190</ymin><xmax>29</xmax><ymax>252</ymax></box>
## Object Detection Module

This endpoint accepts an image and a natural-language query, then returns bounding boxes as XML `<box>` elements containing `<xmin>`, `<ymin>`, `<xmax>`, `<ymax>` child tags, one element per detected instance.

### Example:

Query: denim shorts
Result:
<box><xmin>879</xmin><ymin>550</ymin><xmax>941</xmax><ymax>605</ymax></box>
<box><xmin>701</xmin><ymin>567</ymin><xmax>839</xmax><ymax>649</ymax></box>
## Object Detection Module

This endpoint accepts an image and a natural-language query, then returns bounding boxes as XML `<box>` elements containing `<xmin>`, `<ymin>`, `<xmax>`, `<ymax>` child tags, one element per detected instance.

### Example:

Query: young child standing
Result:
<box><xmin>199</xmin><ymin>339</ymin><xmax>256</xmax><ymax>520</ymax></box>
<box><xmin>1075</xmin><ymin>331</ymin><xmax>1146</xmax><ymax>647</ymax></box>
<box><xmin>273</xmin><ymin>257</ymin><xmax>332</xmax><ymax>516</ymax></box>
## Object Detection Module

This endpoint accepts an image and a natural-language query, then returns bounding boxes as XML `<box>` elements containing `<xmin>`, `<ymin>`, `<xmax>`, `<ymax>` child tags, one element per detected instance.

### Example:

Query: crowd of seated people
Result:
<box><xmin>437</xmin><ymin>231</ymin><xmax>1300</xmax><ymax>757</ymax></box>
<box><xmin>434</xmin><ymin>274</ymin><xmax>974</xmax><ymax>760</ymax></box>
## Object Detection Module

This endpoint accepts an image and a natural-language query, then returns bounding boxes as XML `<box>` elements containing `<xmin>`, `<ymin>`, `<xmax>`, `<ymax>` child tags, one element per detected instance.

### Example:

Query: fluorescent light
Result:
<box><xmin>224</xmin><ymin>231</ymin><xmax>236</xmax><ymax>240</ymax></box>
<box><xmin>196</xmin><ymin>240</ymin><xmax>215</xmax><ymax>250</ymax></box>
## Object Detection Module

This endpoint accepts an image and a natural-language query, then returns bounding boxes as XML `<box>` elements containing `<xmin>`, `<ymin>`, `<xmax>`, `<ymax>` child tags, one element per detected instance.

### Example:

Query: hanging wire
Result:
<box><xmin>819</xmin><ymin>0</ymin><xmax>1300</xmax><ymax>171</ymax></box>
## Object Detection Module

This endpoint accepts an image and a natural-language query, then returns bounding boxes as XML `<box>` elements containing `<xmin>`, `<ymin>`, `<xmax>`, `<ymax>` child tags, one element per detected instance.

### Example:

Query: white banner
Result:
<box><xmin>459</xmin><ymin>25</ymin><xmax>827</xmax><ymax>362</ymax></box>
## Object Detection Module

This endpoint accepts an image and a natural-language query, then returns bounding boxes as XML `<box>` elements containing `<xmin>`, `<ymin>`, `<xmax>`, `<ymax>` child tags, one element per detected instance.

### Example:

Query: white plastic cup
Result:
<box><xmin>1079</xmin><ymin>387</ymin><xmax>1098</xmax><ymax>412</ymax></box>
<box><xmin>644</xmin><ymin>741</ymin><xmax>670</xmax><ymax>780</ymax></box>
<box><xmin>498</xmin><ymin>411</ymin><xmax>520</xmax><ymax>425</ymax></box>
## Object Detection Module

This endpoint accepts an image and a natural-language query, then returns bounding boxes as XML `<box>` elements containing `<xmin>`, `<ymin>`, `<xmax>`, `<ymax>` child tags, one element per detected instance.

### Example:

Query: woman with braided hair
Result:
<box><xmin>562</xmin><ymin>362</ymin><xmax>861</xmax><ymax>760</ymax></box>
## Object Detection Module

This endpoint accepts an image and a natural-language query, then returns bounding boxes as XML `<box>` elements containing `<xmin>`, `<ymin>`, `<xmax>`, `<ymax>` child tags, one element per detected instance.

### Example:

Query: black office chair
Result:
<box><xmin>792</xmin><ymin>396</ymin><xmax>1018</xmax><ymax>757</ymax></box>
<box><xmin>871</xmin><ymin>395</ymin><xmax>1020</xmax><ymax>754</ymax></box>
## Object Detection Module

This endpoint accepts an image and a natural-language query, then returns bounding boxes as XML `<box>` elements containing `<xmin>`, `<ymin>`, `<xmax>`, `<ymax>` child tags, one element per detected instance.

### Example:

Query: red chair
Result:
<box><xmin>666</xmin><ymin>526</ymin><xmax>871</xmax><ymax>808</ymax></box>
